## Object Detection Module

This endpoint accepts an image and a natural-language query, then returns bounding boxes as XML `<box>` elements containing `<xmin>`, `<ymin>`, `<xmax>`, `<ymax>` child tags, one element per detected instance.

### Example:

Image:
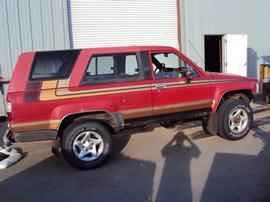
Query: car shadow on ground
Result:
<box><xmin>0</xmin><ymin>126</ymin><xmax>156</xmax><ymax>201</ymax></box>
<box><xmin>1</xmin><ymin>123</ymin><xmax>270</xmax><ymax>201</ymax></box>
<box><xmin>0</xmin><ymin>126</ymin><xmax>199</xmax><ymax>201</ymax></box>
<box><xmin>200</xmin><ymin>126</ymin><xmax>270</xmax><ymax>202</ymax></box>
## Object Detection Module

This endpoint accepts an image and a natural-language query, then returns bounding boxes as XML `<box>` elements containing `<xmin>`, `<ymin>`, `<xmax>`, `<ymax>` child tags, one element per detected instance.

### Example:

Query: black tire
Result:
<box><xmin>61</xmin><ymin>120</ymin><xmax>113</xmax><ymax>169</ymax></box>
<box><xmin>217</xmin><ymin>99</ymin><xmax>253</xmax><ymax>140</ymax></box>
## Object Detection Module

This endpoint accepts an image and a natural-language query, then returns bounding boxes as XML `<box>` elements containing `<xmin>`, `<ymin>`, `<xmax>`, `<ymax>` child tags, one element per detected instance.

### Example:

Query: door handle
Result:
<box><xmin>156</xmin><ymin>84</ymin><xmax>166</xmax><ymax>88</ymax></box>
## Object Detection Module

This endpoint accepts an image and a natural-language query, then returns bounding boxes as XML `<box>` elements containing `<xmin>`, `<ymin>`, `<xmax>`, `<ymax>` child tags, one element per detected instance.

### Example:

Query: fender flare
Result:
<box><xmin>211</xmin><ymin>89</ymin><xmax>254</xmax><ymax>113</ymax></box>
<box><xmin>58</xmin><ymin>110</ymin><xmax>124</xmax><ymax>133</ymax></box>
<box><xmin>52</xmin><ymin>110</ymin><xmax>124</xmax><ymax>157</ymax></box>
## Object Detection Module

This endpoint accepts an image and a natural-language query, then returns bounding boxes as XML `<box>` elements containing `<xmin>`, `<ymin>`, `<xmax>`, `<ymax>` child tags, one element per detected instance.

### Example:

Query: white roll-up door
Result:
<box><xmin>67</xmin><ymin>0</ymin><xmax>178</xmax><ymax>49</ymax></box>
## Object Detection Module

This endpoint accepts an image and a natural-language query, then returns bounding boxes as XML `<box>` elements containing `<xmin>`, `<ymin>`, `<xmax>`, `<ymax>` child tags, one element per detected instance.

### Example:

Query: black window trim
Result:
<box><xmin>150</xmin><ymin>51</ymin><xmax>202</xmax><ymax>79</ymax></box>
<box><xmin>80</xmin><ymin>52</ymin><xmax>147</xmax><ymax>86</ymax></box>
<box><xmin>28</xmin><ymin>49</ymin><xmax>81</xmax><ymax>82</ymax></box>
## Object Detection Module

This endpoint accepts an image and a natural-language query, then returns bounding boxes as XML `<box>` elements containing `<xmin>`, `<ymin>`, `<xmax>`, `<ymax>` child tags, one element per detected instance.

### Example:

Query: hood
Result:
<box><xmin>204</xmin><ymin>71</ymin><xmax>258</xmax><ymax>81</ymax></box>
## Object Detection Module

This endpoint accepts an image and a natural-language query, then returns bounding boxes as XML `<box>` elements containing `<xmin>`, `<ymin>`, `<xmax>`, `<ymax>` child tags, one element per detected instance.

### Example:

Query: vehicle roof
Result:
<box><xmin>28</xmin><ymin>46</ymin><xmax>178</xmax><ymax>54</ymax></box>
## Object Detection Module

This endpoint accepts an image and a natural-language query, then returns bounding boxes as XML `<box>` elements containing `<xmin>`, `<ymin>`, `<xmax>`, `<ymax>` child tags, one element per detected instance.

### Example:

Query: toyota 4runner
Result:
<box><xmin>4</xmin><ymin>46</ymin><xmax>258</xmax><ymax>169</ymax></box>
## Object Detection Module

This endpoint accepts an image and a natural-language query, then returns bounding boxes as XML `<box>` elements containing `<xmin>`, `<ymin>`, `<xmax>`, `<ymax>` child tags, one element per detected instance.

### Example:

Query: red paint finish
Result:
<box><xmin>6</xmin><ymin>46</ymin><xmax>258</xmax><ymax>136</ymax></box>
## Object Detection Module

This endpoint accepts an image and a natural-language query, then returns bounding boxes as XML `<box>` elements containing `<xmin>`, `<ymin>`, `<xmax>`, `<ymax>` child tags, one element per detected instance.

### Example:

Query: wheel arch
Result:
<box><xmin>205</xmin><ymin>89</ymin><xmax>254</xmax><ymax>136</ymax></box>
<box><xmin>57</xmin><ymin>110</ymin><xmax>124</xmax><ymax>139</ymax></box>
<box><xmin>213</xmin><ymin>89</ymin><xmax>254</xmax><ymax>113</ymax></box>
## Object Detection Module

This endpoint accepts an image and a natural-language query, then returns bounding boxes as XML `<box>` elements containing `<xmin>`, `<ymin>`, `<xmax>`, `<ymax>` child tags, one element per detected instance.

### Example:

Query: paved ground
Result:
<box><xmin>0</xmin><ymin>100</ymin><xmax>270</xmax><ymax>202</ymax></box>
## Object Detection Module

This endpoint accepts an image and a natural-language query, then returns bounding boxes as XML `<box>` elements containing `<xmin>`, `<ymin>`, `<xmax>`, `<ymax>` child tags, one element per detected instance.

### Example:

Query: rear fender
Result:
<box><xmin>51</xmin><ymin>110</ymin><xmax>124</xmax><ymax>158</ymax></box>
<box><xmin>59</xmin><ymin>110</ymin><xmax>124</xmax><ymax>132</ymax></box>
<box><xmin>50</xmin><ymin>99</ymin><xmax>123</xmax><ymax>132</ymax></box>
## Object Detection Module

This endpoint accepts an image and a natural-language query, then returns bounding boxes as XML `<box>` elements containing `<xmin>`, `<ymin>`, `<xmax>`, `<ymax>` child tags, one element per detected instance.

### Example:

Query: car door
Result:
<box><xmin>75</xmin><ymin>50</ymin><xmax>153</xmax><ymax>124</ymax></box>
<box><xmin>150</xmin><ymin>51</ymin><xmax>213</xmax><ymax>121</ymax></box>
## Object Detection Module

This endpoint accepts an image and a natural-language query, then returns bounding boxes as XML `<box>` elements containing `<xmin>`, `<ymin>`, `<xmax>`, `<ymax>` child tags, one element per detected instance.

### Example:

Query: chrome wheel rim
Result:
<box><xmin>229</xmin><ymin>108</ymin><xmax>248</xmax><ymax>133</ymax></box>
<box><xmin>73</xmin><ymin>131</ymin><xmax>104</xmax><ymax>161</ymax></box>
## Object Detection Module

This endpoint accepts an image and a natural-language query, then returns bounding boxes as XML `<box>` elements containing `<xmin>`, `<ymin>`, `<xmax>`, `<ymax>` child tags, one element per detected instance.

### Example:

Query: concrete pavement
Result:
<box><xmin>0</xmin><ymin>95</ymin><xmax>270</xmax><ymax>202</ymax></box>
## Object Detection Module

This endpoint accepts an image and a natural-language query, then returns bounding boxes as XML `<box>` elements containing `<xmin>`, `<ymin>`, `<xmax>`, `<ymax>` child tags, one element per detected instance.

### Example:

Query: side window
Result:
<box><xmin>125</xmin><ymin>55</ymin><xmax>139</xmax><ymax>75</ymax></box>
<box><xmin>86</xmin><ymin>56</ymin><xmax>114</xmax><ymax>76</ymax></box>
<box><xmin>151</xmin><ymin>52</ymin><xmax>200</xmax><ymax>79</ymax></box>
<box><xmin>30</xmin><ymin>50</ymin><xmax>80</xmax><ymax>81</ymax></box>
<box><xmin>81</xmin><ymin>53</ymin><xmax>142</xmax><ymax>86</ymax></box>
<box><xmin>186</xmin><ymin>63</ymin><xmax>200</xmax><ymax>78</ymax></box>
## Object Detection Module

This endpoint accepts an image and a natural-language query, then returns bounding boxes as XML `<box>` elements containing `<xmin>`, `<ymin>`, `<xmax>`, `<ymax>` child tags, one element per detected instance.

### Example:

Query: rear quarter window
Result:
<box><xmin>29</xmin><ymin>50</ymin><xmax>80</xmax><ymax>81</ymax></box>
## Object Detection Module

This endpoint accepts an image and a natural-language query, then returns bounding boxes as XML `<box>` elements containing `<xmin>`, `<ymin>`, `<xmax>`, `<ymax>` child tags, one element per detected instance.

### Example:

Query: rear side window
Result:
<box><xmin>29</xmin><ymin>50</ymin><xmax>80</xmax><ymax>81</ymax></box>
<box><xmin>87</xmin><ymin>56</ymin><xmax>114</xmax><ymax>75</ymax></box>
<box><xmin>81</xmin><ymin>52</ymin><xmax>142</xmax><ymax>86</ymax></box>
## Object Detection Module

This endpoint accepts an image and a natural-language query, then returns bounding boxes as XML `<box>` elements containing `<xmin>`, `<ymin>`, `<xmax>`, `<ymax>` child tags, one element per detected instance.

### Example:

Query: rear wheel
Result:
<box><xmin>61</xmin><ymin>120</ymin><xmax>112</xmax><ymax>169</ymax></box>
<box><xmin>217</xmin><ymin>99</ymin><xmax>253</xmax><ymax>140</ymax></box>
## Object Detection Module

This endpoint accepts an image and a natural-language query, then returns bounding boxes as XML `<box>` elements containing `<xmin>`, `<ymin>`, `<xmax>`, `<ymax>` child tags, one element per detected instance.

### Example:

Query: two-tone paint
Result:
<box><xmin>6</xmin><ymin>46</ymin><xmax>258</xmax><ymax>141</ymax></box>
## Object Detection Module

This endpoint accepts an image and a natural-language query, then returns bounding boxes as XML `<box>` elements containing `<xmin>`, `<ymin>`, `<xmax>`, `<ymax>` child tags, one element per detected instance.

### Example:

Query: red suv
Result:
<box><xmin>4</xmin><ymin>46</ymin><xmax>258</xmax><ymax>169</ymax></box>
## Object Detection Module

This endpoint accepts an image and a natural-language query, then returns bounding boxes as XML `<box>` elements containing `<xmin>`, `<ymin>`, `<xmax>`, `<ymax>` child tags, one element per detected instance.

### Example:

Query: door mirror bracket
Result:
<box><xmin>186</xmin><ymin>71</ymin><xmax>194</xmax><ymax>83</ymax></box>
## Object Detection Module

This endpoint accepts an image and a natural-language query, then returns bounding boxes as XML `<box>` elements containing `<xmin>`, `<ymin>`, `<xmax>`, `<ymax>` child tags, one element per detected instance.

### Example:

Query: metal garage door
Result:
<box><xmin>67</xmin><ymin>0</ymin><xmax>178</xmax><ymax>49</ymax></box>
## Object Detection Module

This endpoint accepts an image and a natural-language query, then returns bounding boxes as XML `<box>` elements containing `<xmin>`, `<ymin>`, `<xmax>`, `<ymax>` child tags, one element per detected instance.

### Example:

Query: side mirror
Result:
<box><xmin>186</xmin><ymin>71</ymin><xmax>194</xmax><ymax>83</ymax></box>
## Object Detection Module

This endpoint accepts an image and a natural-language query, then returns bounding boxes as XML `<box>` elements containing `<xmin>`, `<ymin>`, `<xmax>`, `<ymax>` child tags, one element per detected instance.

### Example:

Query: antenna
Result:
<box><xmin>188</xmin><ymin>40</ymin><xmax>205</xmax><ymax>65</ymax></box>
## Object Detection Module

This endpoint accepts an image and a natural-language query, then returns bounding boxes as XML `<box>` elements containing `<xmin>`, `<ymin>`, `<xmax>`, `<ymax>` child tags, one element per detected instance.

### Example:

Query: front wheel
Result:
<box><xmin>217</xmin><ymin>99</ymin><xmax>253</xmax><ymax>140</ymax></box>
<box><xmin>61</xmin><ymin>120</ymin><xmax>113</xmax><ymax>169</ymax></box>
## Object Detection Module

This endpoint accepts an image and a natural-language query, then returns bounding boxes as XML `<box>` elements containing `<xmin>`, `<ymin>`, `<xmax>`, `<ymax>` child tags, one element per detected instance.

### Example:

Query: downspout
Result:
<box><xmin>177</xmin><ymin>0</ymin><xmax>181</xmax><ymax>52</ymax></box>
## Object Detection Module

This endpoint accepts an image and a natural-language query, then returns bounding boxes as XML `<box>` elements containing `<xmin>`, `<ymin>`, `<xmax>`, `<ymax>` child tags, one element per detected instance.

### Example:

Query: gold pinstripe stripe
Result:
<box><xmin>11</xmin><ymin>100</ymin><xmax>214</xmax><ymax>132</ymax></box>
<box><xmin>121</xmin><ymin>99</ymin><xmax>215</xmax><ymax>119</ymax></box>
<box><xmin>152</xmin><ymin>100</ymin><xmax>214</xmax><ymax>116</ymax></box>
<box><xmin>39</xmin><ymin>78</ymin><xmax>251</xmax><ymax>101</ymax></box>
<box><xmin>40</xmin><ymin>86</ymin><xmax>152</xmax><ymax>101</ymax></box>
<box><xmin>10</xmin><ymin>120</ymin><xmax>61</xmax><ymax>133</ymax></box>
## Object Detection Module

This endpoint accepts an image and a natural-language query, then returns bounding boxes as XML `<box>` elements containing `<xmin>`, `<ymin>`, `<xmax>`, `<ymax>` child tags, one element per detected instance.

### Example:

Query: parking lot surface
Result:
<box><xmin>0</xmin><ymin>104</ymin><xmax>270</xmax><ymax>202</ymax></box>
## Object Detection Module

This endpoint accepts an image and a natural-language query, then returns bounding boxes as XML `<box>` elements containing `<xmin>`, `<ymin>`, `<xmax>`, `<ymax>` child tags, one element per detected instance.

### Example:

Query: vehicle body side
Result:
<box><xmin>6</xmin><ymin>46</ymin><xmax>257</xmax><ymax>143</ymax></box>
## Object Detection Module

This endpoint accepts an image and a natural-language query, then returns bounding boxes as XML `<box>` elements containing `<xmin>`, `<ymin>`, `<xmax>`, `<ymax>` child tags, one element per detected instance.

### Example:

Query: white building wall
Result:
<box><xmin>180</xmin><ymin>0</ymin><xmax>270</xmax><ymax>79</ymax></box>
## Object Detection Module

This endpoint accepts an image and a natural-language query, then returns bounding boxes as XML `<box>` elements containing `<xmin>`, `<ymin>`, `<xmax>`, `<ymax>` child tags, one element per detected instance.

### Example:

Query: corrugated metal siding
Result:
<box><xmin>180</xmin><ymin>0</ymin><xmax>270</xmax><ymax>80</ymax></box>
<box><xmin>67</xmin><ymin>0</ymin><xmax>179</xmax><ymax>49</ymax></box>
<box><xmin>0</xmin><ymin>0</ymin><xmax>70</xmax><ymax>116</ymax></box>
<box><xmin>0</xmin><ymin>0</ymin><xmax>70</xmax><ymax>79</ymax></box>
